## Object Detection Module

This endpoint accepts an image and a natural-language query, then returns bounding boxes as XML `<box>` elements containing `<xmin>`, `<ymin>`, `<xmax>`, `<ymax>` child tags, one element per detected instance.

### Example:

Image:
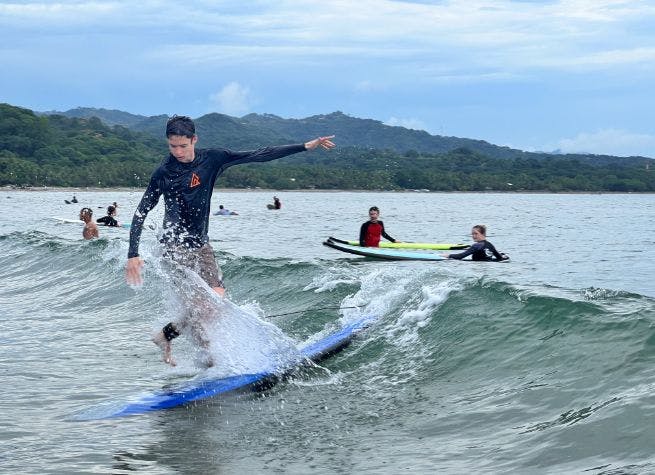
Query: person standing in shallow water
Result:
<box><xmin>79</xmin><ymin>208</ymin><xmax>99</xmax><ymax>240</ymax></box>
<box><xmin>359</xmin><ymin>206</ymin><xmax>399</xmax><ymax>247</ymax></box>
<box><xmin>124</xmin><ymin>115</ymin><xmax>336</xmax><ymax>366</ymax></box>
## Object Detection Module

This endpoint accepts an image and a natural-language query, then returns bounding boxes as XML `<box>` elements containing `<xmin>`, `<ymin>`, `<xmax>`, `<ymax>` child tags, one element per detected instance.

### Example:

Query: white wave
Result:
<box><xmin>147</xmin><ymin>261</ymin><xmax>303</xmax><ymax>376</ymax></box>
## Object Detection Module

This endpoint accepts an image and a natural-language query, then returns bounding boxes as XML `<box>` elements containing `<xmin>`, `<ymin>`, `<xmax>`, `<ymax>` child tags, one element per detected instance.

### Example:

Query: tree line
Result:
<box><xmin>1</xmin><ymin>103</ymin><xmax>653</xmax><ymax>191</ymax></box>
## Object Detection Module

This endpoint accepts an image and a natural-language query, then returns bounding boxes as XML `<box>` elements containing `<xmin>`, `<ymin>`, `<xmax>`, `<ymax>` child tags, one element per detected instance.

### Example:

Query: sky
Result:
<box><xmin>1</xmin><ymin>0</ymin><xmax>654</xmax><ymax>157</ymax></box>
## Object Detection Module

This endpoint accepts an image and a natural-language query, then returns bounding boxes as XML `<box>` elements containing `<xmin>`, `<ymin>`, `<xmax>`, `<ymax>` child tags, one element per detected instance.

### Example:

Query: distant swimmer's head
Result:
<box><xmin>471</xmin><ymin>224</ymin><xmax>487</xmax><ymax>241</ymax></box>
<box><xmin>166</xmin><ymin>115</ymin><xmax>197</xmax><ymax>163</ymax></box>
<box><xmin>79</xmin><ymin>207</ymin><xmax>93</xmax><ymax>222</ymax></box>
<box><xmin>107</xmin><ymin>205</ymin><xmax>116</xmax><ymax>216</ymax></box>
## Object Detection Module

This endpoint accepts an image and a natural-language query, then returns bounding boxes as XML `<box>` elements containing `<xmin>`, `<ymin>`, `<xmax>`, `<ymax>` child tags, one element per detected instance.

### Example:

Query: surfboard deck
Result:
<box><xmin>73</xmin><ymin>315</ymin><xmax>377</xmax><ymax>420</ymax></box>
<box><xmin>324</xmin><ymin>238</ymin><xmax>446</xmax><ymax>261</ymax></box>
<box><xmin>52</xmin><ymin>216</ymin><xmax>84</xmax><ymax>225</ymax></box>
<box><xmin>329</xmin><ymin>237</ymin><xmax>468</xmax><ymax>251</ymax></box>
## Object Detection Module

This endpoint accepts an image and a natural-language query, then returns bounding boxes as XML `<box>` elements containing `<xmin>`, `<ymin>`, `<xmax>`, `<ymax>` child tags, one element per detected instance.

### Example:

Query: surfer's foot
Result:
<box><xmin>152</xmin><ymin>331</ymin><xmax>177</xmax><ymax>367</ymax></box>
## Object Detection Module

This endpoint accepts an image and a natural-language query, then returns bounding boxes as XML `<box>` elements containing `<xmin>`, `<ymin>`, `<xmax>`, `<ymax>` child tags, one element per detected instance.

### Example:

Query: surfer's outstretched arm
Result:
<box><xmin>125</xmin><ymin>257</ymin><xmax>144</xmax><ymax>285</ymax></box>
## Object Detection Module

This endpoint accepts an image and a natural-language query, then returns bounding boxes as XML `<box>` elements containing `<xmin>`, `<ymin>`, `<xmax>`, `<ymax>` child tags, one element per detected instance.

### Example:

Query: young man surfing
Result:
<box><xmin>125</xmin><ymin>115</ymin><xmax>335</xmax><ymax>366</ymax></box>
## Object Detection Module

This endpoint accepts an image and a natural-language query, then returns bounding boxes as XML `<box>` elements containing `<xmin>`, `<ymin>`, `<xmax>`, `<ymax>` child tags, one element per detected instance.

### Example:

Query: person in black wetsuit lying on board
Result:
<box><xmin>96</xmin><ymin>205</ymin><xmax>119</xmax><ymax>227</ymax></box>
<box><xmin>445</xmin><ymin>224</ymin><xmax>509</xmax><ymax>261</ymax></box>
<box><xmin>359</xmin><ymin>206</ymin><xmax>400</xmax><ymax>247</ymax></box>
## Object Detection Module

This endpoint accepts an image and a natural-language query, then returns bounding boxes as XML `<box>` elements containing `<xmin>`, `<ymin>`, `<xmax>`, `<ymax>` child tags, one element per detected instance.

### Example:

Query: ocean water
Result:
<box><xmin>1</xmin><ymin>189</ymin><xmax>654</xmax><ymax>474</ymax></box>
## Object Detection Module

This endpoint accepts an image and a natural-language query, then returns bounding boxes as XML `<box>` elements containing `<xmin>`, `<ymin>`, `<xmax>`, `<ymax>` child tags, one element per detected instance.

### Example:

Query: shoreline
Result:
<box><xmin>2</xmin><ymin>185</ymin><xmax>653</xmax><ymax>195</ymax></box>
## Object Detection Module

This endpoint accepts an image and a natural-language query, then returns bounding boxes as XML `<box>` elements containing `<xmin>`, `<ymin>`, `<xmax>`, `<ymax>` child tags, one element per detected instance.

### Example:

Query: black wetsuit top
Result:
<box><xmin>96</xmin><ymin>216</ymin><xmax>119</xmax><ymax>227</ymax></box>
<box><xmin>448</xmin><ymin>240</ymin><xmax>507</xmax><ymax>261</ymax></box>
<box><xmin>128</xmin><ymin>144</ymin><xmax>306</xmax><ymax>258</ymax></box>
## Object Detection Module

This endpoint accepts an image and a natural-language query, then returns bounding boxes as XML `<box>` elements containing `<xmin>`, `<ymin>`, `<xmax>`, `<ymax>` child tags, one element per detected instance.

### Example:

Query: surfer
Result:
<box><xmin>96</xmin><ymin>205</ymin><xmax>119</xmax><ymax>227</ymax></box>
<box><xmin>124</xmin><ymin>115</ymin><xmax>335</xmax><ymax>366</ymax></box>
<box><xmin>359</xmin><ymin>206</ymin><xmax>399</xmax><ymax>247</ymax></box>
<box><xmin>79</xmin><ymin>207</ymin><xmax>99</xmax><ymax>240</ymax></box>
<box><xmin>445</xmin><ymin>225</ymin><xmax>509</xmax><ymax>261</ymax></box>
<box><xmin>213</xmin><ymin>205</ymin><xmax>238</xmax><ymax>216</ymax></box>
<box><xmin>267</xmin><ymin>196</ymin><xmax>282</xmax><ymax>210</ymax></box>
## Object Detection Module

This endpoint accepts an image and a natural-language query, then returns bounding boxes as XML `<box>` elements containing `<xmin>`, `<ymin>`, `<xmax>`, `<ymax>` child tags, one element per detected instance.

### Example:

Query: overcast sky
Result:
<box><xmin>1</xmin><ymin>0</ymin><xmax>654</xmax><ymax>157</ymax></box>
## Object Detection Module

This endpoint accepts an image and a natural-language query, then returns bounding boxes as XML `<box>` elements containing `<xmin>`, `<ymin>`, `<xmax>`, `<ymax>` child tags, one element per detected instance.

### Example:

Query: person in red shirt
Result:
<box><xmin>359</xmin><ymin>206</ymin><xmax>398</xmax><ymax>247</ymax></box>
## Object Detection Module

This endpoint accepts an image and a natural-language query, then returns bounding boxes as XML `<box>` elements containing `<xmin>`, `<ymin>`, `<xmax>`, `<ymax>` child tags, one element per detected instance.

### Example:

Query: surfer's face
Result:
<box><xmin>168</xmin><ymin>135</ymin><xmax>197</xmax><ymax>163</ymax></box>
<box><xmin>471</xmin><ymin>228</ymin><xmax>485</xmax><ymax>242</ymax></box>
<box><xmin>369</xmin><ymin>210</ymin><xmax>379</xmax><ymax>221</ymax></box>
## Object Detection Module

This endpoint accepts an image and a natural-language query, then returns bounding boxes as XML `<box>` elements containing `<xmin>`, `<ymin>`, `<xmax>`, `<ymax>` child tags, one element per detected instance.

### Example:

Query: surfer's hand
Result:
<box><xmin>126</xmin><ymin>257</ymin><xmax>144</xmax><ymax>286</ymax></box>
<box><xmin>305</xmin><ymin>135</ymin><xmax>335</xmax><ymax>151</ymax></box>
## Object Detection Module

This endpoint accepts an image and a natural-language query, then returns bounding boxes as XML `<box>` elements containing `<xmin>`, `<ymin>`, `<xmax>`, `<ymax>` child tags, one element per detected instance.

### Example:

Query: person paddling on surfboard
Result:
<box><xmin>266</xmin><ymin>196</ymin><xmax>281</xmax><ymax>210</ymax></box>
<box><xmin>359</xmin><ymin>206</ymin><xmax>400</xmax><ymax>247</ymax></box>
<box><xmin>445</xmin><ymin>225</ymin><xmax>509</xmax><ymax>261</ymax></box>
<box><xmin>213</xmin><ymin>205</ymin><xmax>238</xmax><ymax>216</ymax></box>
<box><xmin>79</xmin><ymin>207</ymin><xmax>99</xmax><ymax>240</ymax></box>
<box><xmin>124</xmin><ymin>115</ymin><xmax>336</xmax><ymax>367</ymax></box>
<box><xmin>96</xmin><ymin>205</ymin><xmax>120</xmax><ymax>227</ymax></box>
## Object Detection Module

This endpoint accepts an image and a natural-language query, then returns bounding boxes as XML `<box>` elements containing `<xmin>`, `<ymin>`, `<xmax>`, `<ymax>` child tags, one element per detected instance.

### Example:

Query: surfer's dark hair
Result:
<box><xmin>473</xmin><ymin>224</ymin><xmax>487</xmax><ymax>235</ymax></box>
<box><xmin>369</xmin><ymin>206</ymin><xmax>379</xmax><ymax>212</ymax></box>
<box><xmin>80</xmin><ymin>207</ymin><xmax>92</xmax><ymax>216</ymax></box>
<box><xmin>166</xmin><ymin>115</ymin><xmax>195</xmax><ymax>138</ymax></box>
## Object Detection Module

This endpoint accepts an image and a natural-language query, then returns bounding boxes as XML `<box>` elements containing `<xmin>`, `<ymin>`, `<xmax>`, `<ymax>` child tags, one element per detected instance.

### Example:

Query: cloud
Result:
<box><xmin>557</xmin><ymin>128</ymin><xmax>655</xmax><ymax>157</ymax></box>
<box><xmin>354</xmin><ymin>80</ymin><xmax>385</xmax><ymax>92</ymax></box>
<box><xmin>6</xmin><ymin>1</ymin><xmax>655</xmax><ymax>79</ymax></box>
<box><xmin>208</xmin><ymin>82</ymin><xmax>252</xmax><ymax>116</ymax></box>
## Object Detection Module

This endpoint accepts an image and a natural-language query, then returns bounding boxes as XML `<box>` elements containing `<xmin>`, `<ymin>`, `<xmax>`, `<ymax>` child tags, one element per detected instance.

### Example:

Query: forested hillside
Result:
<box><xmin>2</xmin><ymin>103</ymin><xmax>653</xmax><ymax>191</ymax></box>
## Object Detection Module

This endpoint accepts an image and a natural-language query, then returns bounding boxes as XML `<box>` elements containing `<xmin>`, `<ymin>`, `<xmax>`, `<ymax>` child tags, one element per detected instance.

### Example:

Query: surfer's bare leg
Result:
<box><xmin>212</xmin><ymin>286</ymin><xmax>225</xmax><ymax>297</ymax></box>
<box><xmin>152</xmin><ymin>323</ymin><xmax>179</xmax><ymax>366</ymax></box>
<box><xmin>188</xmin><ymin>287</ymin><xmax>224</xmax><ymax>368</ymax></box>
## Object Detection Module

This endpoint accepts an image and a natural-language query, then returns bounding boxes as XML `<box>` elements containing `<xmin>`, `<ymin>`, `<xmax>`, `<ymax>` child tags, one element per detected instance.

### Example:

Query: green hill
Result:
<box><xmin>2</xmin><ymin>102</ymin><xmax>653</xmax><ymax>191</ymax></box>
<box><xmin>1</xmin><ymin>103</ymin><xmax>165</xmax><ymax>187</ymax></box>
<box><xmin>48</xmin><ymin>107</ymin><xmax>653</xmax><ymax>166</ymax></box>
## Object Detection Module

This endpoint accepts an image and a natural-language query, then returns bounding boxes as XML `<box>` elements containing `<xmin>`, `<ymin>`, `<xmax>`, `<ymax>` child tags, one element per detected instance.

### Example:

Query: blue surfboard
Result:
<box><xmin>73</xmin><ymin>315</ymin><xmax>377</xmax><ymax>420</ymax></box>
<box><xmin>324</xmin><ymin>238</ymin><xmax>446</xmax><ymax>261</ymax></box>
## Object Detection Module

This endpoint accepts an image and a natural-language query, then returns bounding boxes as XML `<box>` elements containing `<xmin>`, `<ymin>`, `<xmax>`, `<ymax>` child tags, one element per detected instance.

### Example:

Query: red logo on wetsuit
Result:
<box><xmin>190</xmin><ymin>173</ymin><xmax>201</xmax><ymax>188</ymax></box>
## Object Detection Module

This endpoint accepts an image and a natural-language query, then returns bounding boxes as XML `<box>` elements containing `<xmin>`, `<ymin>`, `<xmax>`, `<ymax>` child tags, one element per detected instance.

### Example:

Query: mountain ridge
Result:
<box><xmin>42</xmin><ymin>107</ymin><xmax>653</xmax><ymax>164</ymax></box>
<box><xmin>2</xmin><ymin>102</ymin><xmax>653</xmax><ymax>191</ymax></box>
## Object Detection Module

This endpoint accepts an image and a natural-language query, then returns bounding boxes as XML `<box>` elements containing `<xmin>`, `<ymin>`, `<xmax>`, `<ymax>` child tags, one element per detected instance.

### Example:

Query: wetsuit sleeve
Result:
<box><xmin>448</xmin><ymin>242</ymin><xmax>480</xmax><ymax>260</ymax></box>
<box><xmin>379</xmin><ymin>221</ymin><xmax>396</xmax><ymax>242</ymax></box>
<box><xmin>220</xmin><ymin>144</ymin><xmax>307</xmax><ymax>170</ymax></box>
<box><xmin>486</xmin><ymin>241</ymin><xmax>506</xmax><ymax>261</ymax></box>
<box><xmin>359</xmin><ymin>222</ymin><xmax>369</xmax><ymax>246</ymax></box>
<box><xmin>127</xmin><ymin>177</ymin><xmax>162</xmax><ymax>258</ymax></box>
